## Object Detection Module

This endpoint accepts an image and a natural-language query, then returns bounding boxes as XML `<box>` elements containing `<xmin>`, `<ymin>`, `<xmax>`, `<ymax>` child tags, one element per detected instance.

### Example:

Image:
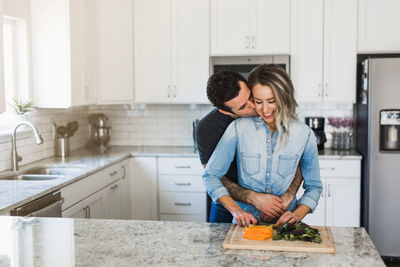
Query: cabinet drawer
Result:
<box><xmin>158</xmin><ymin>175</ymin><xmax>205</xmax><ymax>192</ymax></box>
<box><xmin>158</xmin><ymin>157</ymin><xmax>203</xmax><ymax>175</ymax></box>
<box><xmin>319</xmin><ymin>159</ymin><xmax>360</xmax><ymax>178</ymax></box>
<box><xmin>159</xmin><ymin>214</ymin><xmax>206</xmax><ymax>222</ymax></box>
<box><xmin>101</xmin><ymin>162</ymin><xmax>126</xmax><ymax>186</ymax></box>
<box><xmin>159</xmin><ymin>192</ymin><xmax>206</xmax><ymax>214</ymax></box>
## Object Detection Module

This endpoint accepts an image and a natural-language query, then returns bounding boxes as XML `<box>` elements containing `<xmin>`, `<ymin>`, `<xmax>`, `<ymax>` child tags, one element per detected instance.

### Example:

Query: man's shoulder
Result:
<box><xmin>197</xmin><ymin>108</ymin><xmax>233</xmax><ymax>131</ymax></box>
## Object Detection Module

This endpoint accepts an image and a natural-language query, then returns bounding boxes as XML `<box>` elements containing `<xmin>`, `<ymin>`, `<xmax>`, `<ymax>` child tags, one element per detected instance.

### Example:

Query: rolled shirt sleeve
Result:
<box><xmin>297</xmin><ymin>131</ymin><xmax>323</xmax><ymax>212</ymax></box>
<box><xmin>202</xmin><ymin>121</ymin><xmax>238</xmax><ymax>203</ymax></box>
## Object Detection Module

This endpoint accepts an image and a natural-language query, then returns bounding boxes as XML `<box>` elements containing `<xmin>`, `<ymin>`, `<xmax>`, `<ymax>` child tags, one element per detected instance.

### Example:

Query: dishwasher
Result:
<box><xmin>10</xmin><ymin>191</ymin><xmax>64</xmax><ymax>217</ymax></box>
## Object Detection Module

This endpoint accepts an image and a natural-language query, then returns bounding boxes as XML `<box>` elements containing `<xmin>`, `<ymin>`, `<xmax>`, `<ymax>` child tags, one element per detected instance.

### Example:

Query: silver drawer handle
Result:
<box><xmin>110</xmin><ymin>184</ymin><xmax>118</xmax><ymax>190</ymax></box>
<box><xmin>174</xmin><ymin>182</ymin><xmax>191</xmax><ymax>186</ymax></box>
<box><xmin>109</xmin><ymin>171</ymin><xmax>118</xmax><ymax>176</ymax></box>
<box><xmin>174</xmin><ymin>202</ymin><xmax>191</xmax><ymax>206</ymax></box>
<box><xmin>175</xmin><ymin>165</ymin><xmax>191</xmax><ymax>169</ymax></box>
<box><xmin>320</xmin><ymin>167</ymin><xmax>335</xmax><ymax>171</ymax></box>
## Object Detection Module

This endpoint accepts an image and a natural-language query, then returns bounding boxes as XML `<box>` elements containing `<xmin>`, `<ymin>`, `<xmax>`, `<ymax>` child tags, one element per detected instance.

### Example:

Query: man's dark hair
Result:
<box><xmin>206</xmin><ymin>71</ymin><xmax>246</xmax><ymax>112</ymax></box>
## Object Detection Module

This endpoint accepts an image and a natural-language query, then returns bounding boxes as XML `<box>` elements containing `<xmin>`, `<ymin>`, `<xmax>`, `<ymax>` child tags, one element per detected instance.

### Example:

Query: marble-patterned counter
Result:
<box><xmin>0</xmin><ymin>216</ymin><xmax>384</xmax><ymax>267</ymax></box>
<box><xmin>318</xmin><ymin>148</ymin><xmax>362</xmax><ymax>160</ymax></box>
<box><xmin>0</xmin><ymin>146</ymin><xmax>197</xmax><ymax>214</ymax></box>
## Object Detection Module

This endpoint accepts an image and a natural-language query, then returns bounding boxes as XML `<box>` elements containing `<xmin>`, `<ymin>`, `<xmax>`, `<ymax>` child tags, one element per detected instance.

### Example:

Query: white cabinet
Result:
<box><xmin>158</xmin><ymin>157</ymin><xmax>206</xmax><ymax>222</ymax></box>
<box><xmin>211</xmin><ymin>0</ymin><xmax>290</xmax><ymax>56</ymax></box>
<box><xmin>104</xmin><ymin>179</ymin><xmax>123</xmax><ymax>220</ymax></box>
<box><xmin>130</xmin><ymin>157</ymin><xmax>158</xmax><ymax>220</ymax></box>
<box><xmin>358</xmin><ymin>0</ymin><xmax>400</xmax><ymax>53</ymax></box>
<box><xmin>298</xmin><ymin>159</ymin><xmax>361</xmax><ymax>227</ymax></box>
<box><xmin>62</xmin><ymin>160</ymin><xmax>129</xmax><ymax>220</ymax></box>
<box><xmin>291</xmin><ymin>0</ymin><xmax>357</xmax><ymax>103</ymax></box>
<box><xmin>0</xmin><ymin>0</ymin><xmax>5</xmax><ymax>113</ymax></box>
<box><xmin>97</xmin><ymin>0</ymin><xmax>134</xmax><ymax>104</ymax></box>
<box><xmin>30</xmin><ymin>0</ymin><xmax>97</xmax><ymax>108</ymax></box>
<box><xmin>134</xmin><ymin>0</ymin><xmax>209</xmax><ymax>104</ymax></box>
<box><xmin>62</xmin><ymin>189</ymin><xmax>105</xmax><ymax>219</ymax></box>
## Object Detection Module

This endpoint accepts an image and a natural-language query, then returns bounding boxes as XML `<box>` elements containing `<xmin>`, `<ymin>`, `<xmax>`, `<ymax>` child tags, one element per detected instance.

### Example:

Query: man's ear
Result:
<box><xmin>218</xmin><ymin>109</ymin><xmax>234</xmax><ymax>116</ymax></box>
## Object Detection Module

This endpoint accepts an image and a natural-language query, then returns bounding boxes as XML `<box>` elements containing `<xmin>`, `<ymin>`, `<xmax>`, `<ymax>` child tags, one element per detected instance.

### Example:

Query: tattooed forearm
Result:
<box><xmin>221</xmin><ymin>176</ymin><xmax>252</xmax><ymax>203</ymax></box>
<box><xmin>280</xmin><ymin>165</ymin><xmax>303</xmax><ymax>207</ymax></box>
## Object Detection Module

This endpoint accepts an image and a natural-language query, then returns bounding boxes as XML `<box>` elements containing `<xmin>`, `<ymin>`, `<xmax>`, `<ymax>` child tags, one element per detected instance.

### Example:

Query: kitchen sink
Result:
<box><xmin>0</xmin><ymin>165</ymin><xmax>84</xmax><ymax>181</ymax></box>
<box><xmin>1</xmin><ymin>174</ymin><xmax>64</xmax><ymax>181</ymax></box>
<box><xmin>24</xmin><ymin>166</ymin><xmax>82</xmax><ymax>176</ymax></box>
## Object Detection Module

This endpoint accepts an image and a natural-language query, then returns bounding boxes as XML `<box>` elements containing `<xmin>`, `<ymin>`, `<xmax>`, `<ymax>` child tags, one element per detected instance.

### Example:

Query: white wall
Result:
<box><xmin>3</xmin><ymin>0</ymin><xmax>30</xmax><ymax>19</ymax></box>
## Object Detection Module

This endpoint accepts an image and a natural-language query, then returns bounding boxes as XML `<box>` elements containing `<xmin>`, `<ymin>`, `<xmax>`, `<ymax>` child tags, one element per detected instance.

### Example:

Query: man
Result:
<box><xmin>195</xmin><ymin>71</ymin><xmax>303</xmax><ymax>225</ymax></box>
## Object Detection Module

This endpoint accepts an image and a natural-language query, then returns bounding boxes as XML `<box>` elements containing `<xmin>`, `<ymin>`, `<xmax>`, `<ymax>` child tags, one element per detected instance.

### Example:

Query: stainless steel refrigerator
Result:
<box><xmin>356</xmin><ymin>56</ymin><xmax>400</xmax><ymax>260</ymax></box>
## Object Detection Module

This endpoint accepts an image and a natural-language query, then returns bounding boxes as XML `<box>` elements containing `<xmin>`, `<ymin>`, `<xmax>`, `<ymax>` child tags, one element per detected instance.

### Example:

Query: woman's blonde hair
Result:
<box><xmin>247</xmin><ymin>64</ymin><xmax>298</xmax><ymax>145</ymax></box>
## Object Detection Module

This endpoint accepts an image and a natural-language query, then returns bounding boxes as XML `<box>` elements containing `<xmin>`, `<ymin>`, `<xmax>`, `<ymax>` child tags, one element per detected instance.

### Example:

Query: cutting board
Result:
<box><xmin>223</xmin><ymin>224</ymin><xmax>335</xmax><ymax>254</ymax></box>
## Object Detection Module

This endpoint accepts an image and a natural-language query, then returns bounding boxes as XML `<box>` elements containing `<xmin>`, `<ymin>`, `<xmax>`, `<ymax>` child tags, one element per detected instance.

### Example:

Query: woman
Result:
<box><xmin>202</xmin><ymin>64</ymin><xmax>322</xmax><ymax>227</ymax></box>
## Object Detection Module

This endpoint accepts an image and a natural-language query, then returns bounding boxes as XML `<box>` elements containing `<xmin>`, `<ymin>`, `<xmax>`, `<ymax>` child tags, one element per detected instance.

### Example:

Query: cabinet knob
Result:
<box><xmin>173</xmin><ymin>85</ymin><xmax>177</xmax><ymax>98</ymax></box>
<box><xmin>245</xmin><ymin>36</ymin><xmax>249</xmax><ymax>49</ymax></box>
<box><xmin>109</xmin><ymin>171</ymin><xmax>118</xmax><ymax>176</ymax></box>
<box><xmin>110</xmin><ymin>184</ymin><xmax>118</xmax><ymax>190</ymax></box>
<box><xmin>328</xmin><ymin>184</ymin><xmax>331</xmax><ymax>198</ymax></box>
<box><xmin>251</xmin><ymin>36</ymin><xmax>256</xmax><ymax>49</ymax></box>
<box><xmin>167</xmin><ymin>85</ymin><xmax>171</xmax><ymax>98</ymax></box>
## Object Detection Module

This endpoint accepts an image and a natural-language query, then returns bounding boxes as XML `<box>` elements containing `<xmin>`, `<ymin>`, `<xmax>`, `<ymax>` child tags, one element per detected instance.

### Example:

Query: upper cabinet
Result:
<box><xmin>134</xmin><ymin>0</ymin><xmax>209</xmax><ymax>104</ymax></box>
<box><xmin>0</xmin><ymin>0</ymin><xmax>4</xmax><ymax>113</ymax></box>
<box><xmin>358</xmin><ymin>0</ymin><xmax>400</xmax><ymax>53</ymax></box>
<box><xmin>30</xmin><ymin>0</ymin><xmax>97</xmax><ymax>108</ymax></box>
<box><xmin>97</xmin><ymin>0</ymin><xmax>134</xmax><ymax>104</ymax></box>
<box><xmin>211</xmin><ymin>0</ymin><xmax>290</xmax><ymax>56</ymax></box>
<box><xmin>291</xmin><ymin>0</ymin><xmax>357</xmax><ymax>103</ymax></box>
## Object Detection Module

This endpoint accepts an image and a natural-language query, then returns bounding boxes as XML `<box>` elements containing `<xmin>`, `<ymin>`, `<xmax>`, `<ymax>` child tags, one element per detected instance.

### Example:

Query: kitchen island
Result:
<box><xmin>0</xmin><ymin>216</ymin><xmax>384</xmax><ymax>267</ymax></box>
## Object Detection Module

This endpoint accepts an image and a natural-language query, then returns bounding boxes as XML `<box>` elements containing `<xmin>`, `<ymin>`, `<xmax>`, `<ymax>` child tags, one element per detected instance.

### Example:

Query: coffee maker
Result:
<box><xmin>88</xmin><ymin>113</ymin><xmax>112</xmax><ymax>150</ymax></box>
<box><xmin>305</xmin><ymin>117</ymin><xmax>327</xmax><ymax>150</ymax></box>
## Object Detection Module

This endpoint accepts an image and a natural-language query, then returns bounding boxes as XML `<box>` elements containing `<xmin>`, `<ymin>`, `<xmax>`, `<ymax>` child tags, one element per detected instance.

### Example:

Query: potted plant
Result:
<box><xmin>9</xmin><ymin>98</ymin><xmax>35</xmax><ymax>121</ymax></box>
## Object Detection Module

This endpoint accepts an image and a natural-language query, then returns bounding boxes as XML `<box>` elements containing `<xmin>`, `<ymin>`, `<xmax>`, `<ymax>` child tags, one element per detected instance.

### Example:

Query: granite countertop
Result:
<box><xmin>0</xmin><ymin>216</ymin><xmax>384</xmax><ymax>267</ymax></box>
<box><xmin>0</xmin><ymin>146</ymin><xmax>197</xmax><ymax>214</ymax></box>
<box><xmin>0</xmin><ymin>146</ymin><xmax>362</xmax><ymax>214</ymax></box>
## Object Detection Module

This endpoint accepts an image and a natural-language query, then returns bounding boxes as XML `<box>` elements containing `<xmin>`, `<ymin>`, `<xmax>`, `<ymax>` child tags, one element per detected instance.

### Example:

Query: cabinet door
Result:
<box><xmin>250</xmin><ymin>0</ymin><xmax>290</xmax><ymax>55</ymax></box>
<box><xmin>97</xmin><ymin>0</ymin><xmax>134</xmax><ymax>104</ymax></box>
<box><xmin>210</xmin><ymin>0</ymin><xmax>251</xmax><ymax>56</ymax></box>
<box><xmin>85</xmin><ymin>190</ymin><xmax>106</xmax><ymax>219</ymax></box>
<box><xmin>134</xmin><ymin>0</ymin><xmax>172</xmax><ymax>103</ymax></box>
<box><xmin>173</xmin><ymin>0</ymin><xmax>209</xmax><ymax>103</ymax></box>
<box><xmin>358</xmin><ymin>0</ymin><xmax>400</xmax><ymax>52</ymax></box>
<box><xmin>105</xmin><ymin>180</ymin><xmax>123</xmax><ymax>219</ymax></box>
<box><xmin>0</xmin><ymin>0</ymin><xmax>4</xmax><ymax>112</ymax></box>
<box><xmin>120</xmin><ymin>162</ymin><xmax>131</xmax><ymax>219</ymax></box>
<box><xmin>290</xmin><ymin>0</ymin><xmax>323</xmax><ymax>103</ymax></box>
<box><xmin>62</xmin><ymin>201</ymin><xmax>87</xmax><ymax>218</ymax></box>
<box><xmin>323</xmin><ymin>0</ymin><xmax>357</xmax><ymax>103</ymax></box>
<box><xmin>130</xmin><ymin>157</ymin><xmax>158</xmax><ymax>220</ymax></box>
<box><xmin>296</xmin><ymin>181</ymin><xmax>325</xmax><ymax>226</ymax></box>
<box><xmin>325</xmin><ymin>178</ymin><xmax>360</xmax><ymax>227</ymax></box>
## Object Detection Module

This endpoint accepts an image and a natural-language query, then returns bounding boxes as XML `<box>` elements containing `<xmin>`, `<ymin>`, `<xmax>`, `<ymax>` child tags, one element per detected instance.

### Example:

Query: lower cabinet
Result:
<box><xmin>157</xmin><ymin>157</ymin><xmax>206</xmax><ymax>222</ymax></box>
<box><xmin>297</xmin><ymin>159</ymin><xmax>361</xmax><ymax>227</ymax></box>
<box><xmin>62</xmin><ymin>160</ymin><xmax>129</xmax><ymax>220</ymax></box>
<box><xmin>130</xmin><ymin>157</ymin><xmax>158</xmax><ymax>220</ymax></box>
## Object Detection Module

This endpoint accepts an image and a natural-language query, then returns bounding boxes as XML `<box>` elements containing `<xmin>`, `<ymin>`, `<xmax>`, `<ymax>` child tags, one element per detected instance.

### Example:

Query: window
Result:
<box><xmin>2</xmin><ymin>16</ymin><xmax>30</xmax><ymax>114</ymax></box>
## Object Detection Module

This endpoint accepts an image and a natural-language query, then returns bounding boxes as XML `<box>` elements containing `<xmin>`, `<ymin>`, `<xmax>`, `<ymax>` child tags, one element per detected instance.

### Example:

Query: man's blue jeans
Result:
<box><xmin>209</xmin><ymin>201</ymin><xmax>232</xmax><ymax>223</ymax></box>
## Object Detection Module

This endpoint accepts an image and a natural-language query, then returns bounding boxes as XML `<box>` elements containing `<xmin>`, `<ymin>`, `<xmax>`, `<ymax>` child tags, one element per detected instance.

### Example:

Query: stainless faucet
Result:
<box><xmin>11</xmin><ymin>121</ymin><xmax>44</xmax><ymax>171</ymax></box>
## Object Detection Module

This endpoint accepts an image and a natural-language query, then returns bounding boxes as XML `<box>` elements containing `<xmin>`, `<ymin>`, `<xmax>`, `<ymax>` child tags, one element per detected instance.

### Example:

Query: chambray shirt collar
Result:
<box><xmin>254</xmin><ymin>116</ymin><xmax>287</xmax><ymax>133</ymax></box>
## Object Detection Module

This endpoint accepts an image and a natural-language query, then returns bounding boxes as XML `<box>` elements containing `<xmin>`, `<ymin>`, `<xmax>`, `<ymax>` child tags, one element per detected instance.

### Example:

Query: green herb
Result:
<box><xmin>273</xmin><ymin>222</ymin><xmax>322</xmax><ymax>243</ymax></box>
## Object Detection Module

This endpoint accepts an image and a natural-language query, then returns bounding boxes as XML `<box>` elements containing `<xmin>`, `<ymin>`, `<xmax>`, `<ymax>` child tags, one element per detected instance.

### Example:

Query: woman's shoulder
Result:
<box><xmin>288</xmin><ymin>120</ymin><xmax>313</xmax><ymax>135</ymax></box>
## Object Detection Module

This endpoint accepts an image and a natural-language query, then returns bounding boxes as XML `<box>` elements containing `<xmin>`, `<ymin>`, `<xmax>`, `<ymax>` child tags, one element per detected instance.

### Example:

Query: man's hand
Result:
<box><xmin>231</xmin><ymin>208</ymin><xmax>258</xmax><ymax>227</ymax></box>
<box><xmin>251</xmin><ymin>192</ymin><xmax>286</xmax><ymax>218</ymax></box>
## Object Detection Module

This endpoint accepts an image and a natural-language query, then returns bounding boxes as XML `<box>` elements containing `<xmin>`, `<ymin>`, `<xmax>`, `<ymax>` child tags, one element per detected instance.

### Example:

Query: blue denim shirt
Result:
<box><xmin>202</xmin><ymin>117</ymin><xmax>322</xmax><ymax>221</ymax></box>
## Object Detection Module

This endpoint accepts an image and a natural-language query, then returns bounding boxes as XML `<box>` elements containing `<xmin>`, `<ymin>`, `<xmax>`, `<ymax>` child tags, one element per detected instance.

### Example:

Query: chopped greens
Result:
<box><xmin>272</xmin><ymin>222</ymin><xmax>322</xmax><ymax>243</ymax></box>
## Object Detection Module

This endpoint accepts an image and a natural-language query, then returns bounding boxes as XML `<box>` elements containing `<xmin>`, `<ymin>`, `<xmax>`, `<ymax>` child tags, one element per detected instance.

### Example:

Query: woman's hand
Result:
<box><xmin>276</xmin><ymin>210</ymin><xmax>299</xmax><ymax>226</ymax></box>
<box><xmin>232</xmin><ymin>209</ymin><xmax>258</xmax><ymax>227</ymax></box>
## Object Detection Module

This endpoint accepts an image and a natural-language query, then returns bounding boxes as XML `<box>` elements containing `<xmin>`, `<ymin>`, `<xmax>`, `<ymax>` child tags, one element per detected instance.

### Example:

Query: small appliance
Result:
<box><xmin>305</xmin><ymin>117</ymin><xmax>327</xmax><ymax>150</ymax></box>
<box><xmin>88</xmin><ymin>113</ymin><xmax>112</xmax><ymax>151</ymax></box>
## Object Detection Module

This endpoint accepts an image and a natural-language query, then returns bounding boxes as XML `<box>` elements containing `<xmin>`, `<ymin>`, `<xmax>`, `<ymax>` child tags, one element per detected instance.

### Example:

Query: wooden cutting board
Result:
<box><xmin>223</xmin><ymin>224</ymin><xmax>335</xmax><ymax>254</ymax></box>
